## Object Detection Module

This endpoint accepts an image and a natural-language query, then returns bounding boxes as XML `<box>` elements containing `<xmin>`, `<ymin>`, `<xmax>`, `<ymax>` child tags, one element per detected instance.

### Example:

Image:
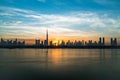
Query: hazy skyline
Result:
<box><xmin>0</xmin><ymin>0</ymin><xmax>120</xmax><ymax>41</ymax></box>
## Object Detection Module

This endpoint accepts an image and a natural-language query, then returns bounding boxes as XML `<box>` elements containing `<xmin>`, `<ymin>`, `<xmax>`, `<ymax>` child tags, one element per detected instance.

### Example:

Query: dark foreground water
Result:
<box><xmin>0</xmin><ymin>49</ymin><xmax>120</xmax><ymax>80</ymax></box>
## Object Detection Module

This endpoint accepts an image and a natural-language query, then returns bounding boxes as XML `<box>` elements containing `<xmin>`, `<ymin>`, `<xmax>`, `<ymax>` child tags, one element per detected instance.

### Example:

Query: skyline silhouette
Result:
<box><xmin>0</xmin><ymin>30</ymin><xmax>120</xmax><ymax>48</ymax></box>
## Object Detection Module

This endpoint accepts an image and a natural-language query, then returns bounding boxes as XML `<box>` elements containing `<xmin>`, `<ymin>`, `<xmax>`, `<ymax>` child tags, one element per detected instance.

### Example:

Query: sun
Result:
<box><xmin>52</xmin><ymin>39</ymin><xmax>61</xmax><ymax>46</ymax></box>
<box><xmin>53</xmin><ymin>40</ymin><xmax>58</xmax><ymax>43</ymax></box>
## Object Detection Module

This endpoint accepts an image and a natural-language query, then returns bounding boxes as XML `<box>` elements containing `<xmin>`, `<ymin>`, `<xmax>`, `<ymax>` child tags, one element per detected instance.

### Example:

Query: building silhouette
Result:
<box><xmin>35</xmin><ymin>40</ymin><xmax>40</xmax><ymax>46</ymax></box>
<box><xmin>98</xmin><ymin>37</ymin><xmax>105</xmax><ymax>46</ymax></box>
<box><xmin>0</xmin><ymin>38</ymin><xmax>25</xmax><ymax>47</ymax></box>
<box><xmin>60</xmin><ymin>40</ymin><xmax>65</xmax><ymax>47</ymax></box>
<box><xmin>44</xmin><ymin>30</ymin><xmax>48</xmax><ymax>46</ymax></box>
<box><xmin>50</xmin><ymin>40</ymin><xmax>53</xmax><ymax>47</ymax></box>
<box><xmin>111</xmin><ymin>38</ymin><xmax>117</xmax><ymax>46</ymax></box>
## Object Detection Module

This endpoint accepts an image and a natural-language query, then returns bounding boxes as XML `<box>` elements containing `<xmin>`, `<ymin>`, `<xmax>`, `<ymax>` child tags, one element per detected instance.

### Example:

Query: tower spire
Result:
<box><xmin>46</xmin><ymin>29</ymin><xmax>48</xmax><ymax>46</ymax></box>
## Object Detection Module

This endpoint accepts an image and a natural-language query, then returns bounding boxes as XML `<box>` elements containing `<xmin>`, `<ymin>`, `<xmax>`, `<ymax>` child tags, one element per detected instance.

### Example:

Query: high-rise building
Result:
<box><xmin>35</xmin><ymin>40</ymin><xmax>40</xmax><ymax>46</ymax></box>
<box><xmin>50</xmin><ymin>41</ymin><xmax>53</xmax><ymax>47</ymax></box>
<box><xmin>111</xmin><ymin>38</ymin><xmax>117</xmax><ymax>46</ymax></box>
<box><xmin>98</xmin><ymin>37</ymin><xmax>105</xmax><ymax>46</ymax></box>
<box><xmin>98</xmin><ymin>37</ymin><xmax>101</xmax><ymax>46</ymax></box>
<box><xmin>114</xmin><ymin>38</ymin><xmax>117</xmax><ymax>46</ymax></box>
<box><xmin>41</xmin><ymin>41</ymin><xmax>43</xmax><ymax>46</ymax></box>
<box><xmin>103</xmin><ymin>37</ymin><xmax>105</xmax><ymax>45</ymax></box>
<box><xmin>46</xmin><ymin>29</ymin><xmax>48</xmax><ymax>46</ymax></box>
<box><xmin>99</xmin><ymin>37</ymin><xmax>101</xmax><ymax>44</ymax></box>
<box><xmin>111</xmin><ymin>38</ymin><xmax>113</xmax><ymax>46</ymax></box>
<box><xmin>44</xmin><ymin>30</ymin><xmax>49</xmax><ymax>46</ymax></box>
<box><xmin>61</xmin><ymin>40</ymin><xmax>65</xmax><ymax>46</ymax></box>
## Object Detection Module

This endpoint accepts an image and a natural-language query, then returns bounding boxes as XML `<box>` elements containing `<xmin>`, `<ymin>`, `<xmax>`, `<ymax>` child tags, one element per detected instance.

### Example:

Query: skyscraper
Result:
<box><xmin>99</xmin><ymin>37</ymin><xmax>105</xmax><ymax>46</ymax></box>
<box><xmin>103</xmin><ymin>37</ymin><xmax>105</xmax><ymax>46</ymax></box>
<box><xmin>46</xmin><ymin>29</ymin><xmax>48</xmax><ymax>46</ymax></box>
<box><xmin>35</xmin><ymin>40</ymin><xmax>40</xmax><ymax>46</ymax></box>
<box><xmin>44</xmin><ymin>29</ymin><xmax>48</xmax><ymax>46</ymax></box>
<box><xmin>114</xmin><ymin>38</ymin><xmax>117</xmax><ymax>46</ymax></box>
<box><xmin>111</xmin><ymin>38</ymin><xmax>117</xmax><ymax>46</ymax></box>
<box><xmin>99</xmin><ymin>37</ymin><xmax>102</xmax><ymax>46</ymax></box>
<box><xmin>111</xmin><ymin>38</ymin><xmax>113</xmax><ymax>46</ymax></box>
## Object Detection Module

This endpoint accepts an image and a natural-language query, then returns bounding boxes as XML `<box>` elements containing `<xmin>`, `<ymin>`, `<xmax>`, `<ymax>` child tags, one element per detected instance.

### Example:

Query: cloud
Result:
<box><xmin>0</xmin><ymin>13</ymin><xmax>13</xmax><ymax>16</ymax></box>
<box><xmin>0</xmin><ymin>6</ymin><xmax>36</xmax><ymax>16</ymax></box>
<box><xmin>0</xmin><ymin>6</ymin><xmax>120</xmax><ymax>38</ymax></box>
<box><xmin>1</xmin><ymin>25</ymin><xmax>101</xmax><ymax>39</ymax></box>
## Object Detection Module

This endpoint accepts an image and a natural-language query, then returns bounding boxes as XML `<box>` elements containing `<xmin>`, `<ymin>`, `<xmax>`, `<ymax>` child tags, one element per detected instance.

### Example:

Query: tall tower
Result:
<box><xmin>46</xmin><ymin>29</ymin><xmax>48</xmax><ymax>46</ymax></box>
<box><xmin>111</xmin><ymin>38</ymin><xmax>113</xmax><ymax>46</ymax></box>
<box><xmin>99</xmin><ymin>37</ymin><xmax>102</xmax><ymax>45</ymax></box>
<box><xmin>114</xmin><ymin>38</ymin><xmax>117</xmax><ymax>46</ymax></box>
<box><xmin>103</xmin><ymin>37</ymin><xmax>105</xmax><ymax>45</ymax></box>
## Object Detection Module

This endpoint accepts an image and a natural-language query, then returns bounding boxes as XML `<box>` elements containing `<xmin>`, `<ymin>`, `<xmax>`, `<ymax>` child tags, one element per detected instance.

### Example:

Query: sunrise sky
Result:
<box><xmin>0</xmin><ymin>0</ymin><xmax>120</xmax><ymax>42</ymax></box>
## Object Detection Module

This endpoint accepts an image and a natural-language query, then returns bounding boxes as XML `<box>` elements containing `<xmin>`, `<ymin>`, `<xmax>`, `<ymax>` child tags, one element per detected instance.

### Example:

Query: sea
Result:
<box><xmin>0</xmin><ymin>49</ymin><xmax>120</xmax><ymax>80</ymax></box>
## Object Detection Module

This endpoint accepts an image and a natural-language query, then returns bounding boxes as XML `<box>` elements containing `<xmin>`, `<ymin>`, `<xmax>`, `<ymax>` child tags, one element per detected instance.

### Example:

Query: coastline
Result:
<box><xmin>0</xmin><ymin>45</ymin><xmax>120</xmax><ymax>49</ymax></box>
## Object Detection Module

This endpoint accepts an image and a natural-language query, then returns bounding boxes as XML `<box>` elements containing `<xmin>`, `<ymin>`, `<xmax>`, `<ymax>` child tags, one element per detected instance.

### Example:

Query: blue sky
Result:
<box><xmin>0</xmin><ymin>0</ymin><xmax>120</xmax><ymax>40</ymax></box>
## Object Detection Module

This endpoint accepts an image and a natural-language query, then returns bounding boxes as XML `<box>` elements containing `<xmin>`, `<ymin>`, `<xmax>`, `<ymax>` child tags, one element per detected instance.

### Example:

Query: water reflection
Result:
<box><xmin>0</xmin><ymin>49</ymin><xmax>120</xmax><ymax>80</ymax></box>
<box><xmin>0</xmin><ymin>49</ymin><xmax>120</xmax><ymax>64</ymax></box>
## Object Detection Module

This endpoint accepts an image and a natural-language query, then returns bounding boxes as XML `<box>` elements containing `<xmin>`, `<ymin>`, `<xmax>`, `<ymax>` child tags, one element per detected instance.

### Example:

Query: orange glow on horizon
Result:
<box><xmin>1</xmin><ymin>36</ymin><xmax>120</xmax><ymax>45</ymax></box>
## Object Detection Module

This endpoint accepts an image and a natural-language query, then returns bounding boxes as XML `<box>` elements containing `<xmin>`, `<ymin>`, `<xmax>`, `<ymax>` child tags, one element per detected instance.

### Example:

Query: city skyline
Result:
<box><xmin>0</xmin><ymin>30</ymin><xmax>120</xmax><ymax>47</ymax></box>
<box><xmin>0</xmin><ymin>0</ymin><xmax>120</xmax><ymax>40</ymax></box>
<box><xmin>0</xmin><ymin>29</ymin><xmax>120</xmax><ymax>45</ymax></box>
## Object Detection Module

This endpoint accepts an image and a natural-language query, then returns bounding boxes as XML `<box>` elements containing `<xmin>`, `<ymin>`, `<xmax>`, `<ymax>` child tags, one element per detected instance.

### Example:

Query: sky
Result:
<box><xmin>0</xmin><ymin>0</ymin><xmax>120</xmax><ymax>42</ymax></box>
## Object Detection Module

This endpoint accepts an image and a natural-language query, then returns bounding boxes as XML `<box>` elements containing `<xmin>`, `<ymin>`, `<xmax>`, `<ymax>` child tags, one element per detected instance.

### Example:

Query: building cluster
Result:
<box><xmin>0</xmin><ymin>30</ymin><xmax>118</xmax><ymax>47</ymax></box>
<box><xmin>35</xmin><ymin>37</ymin><xmax>118</xmax><ymax>47</ymax></box>
<box><xmin>60</xmin><ymin>37</ymin><xmax>117</xmax><ymax>47</ymax></box>
<box><xmin>35</xmin><ymin>30</ymin><xmax>118</xmax><ymax>47</ymax></box>
<box><xmin>0</xmin><ymin>38</ymin><xmax>25</xmax><ymax>47</ymax></box>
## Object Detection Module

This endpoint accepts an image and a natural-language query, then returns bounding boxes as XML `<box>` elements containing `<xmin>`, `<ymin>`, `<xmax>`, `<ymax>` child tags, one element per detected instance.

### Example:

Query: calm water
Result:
<box><xmin>0</xmin><ymin>49</ymin><xmax>120</xmax><ymax>80</ymax></box>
